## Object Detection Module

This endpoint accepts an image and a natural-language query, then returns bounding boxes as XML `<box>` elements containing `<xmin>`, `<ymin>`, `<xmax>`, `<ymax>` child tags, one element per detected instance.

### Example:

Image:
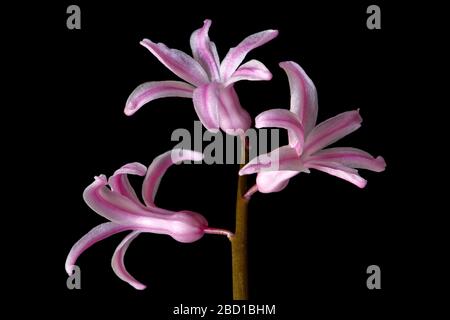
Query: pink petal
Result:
<box><xmin>304</xmin><ymin>110</ymin><xmax>363</xmax><ymax>155</ymax></box>
<box><xmin>124</xmin><ymin>81</ymin><xmax>194</xmax><ymax>116</ymax></box>
<box><xmin>190</xmin><ymin>19</ymin><xmax>221</xmax><ymax>81</ymax></box>
<box><xmin>140</xmin><ymin>39</ymin><xmax>209</xmax><ymax>86</ymax></box>
<box><xmin>239</xmin><ymin>145</ymin><xmax>303</xmax><ymax>175</ymax></box>
<box><xmin>142</xmin><ymin>149</ymin><xmax>203</xmax><ymax>207</ymax></box>
<box><xmin>224</xmin><ymin>59</ymin><xmax>272</xmax><ymax>86</ymax></box>
<box><xmin>111</xmin><ymin>231</ymin><xmax>146</xmax><ymax>290</ymax></box>
<box><xmin>256</xmin><ymin>170</ymin><xmax>299</xmax><ymax>193</ymax></box>
<box><xmin>255</xmin><ymin>109</ymin><xmax>305</xmax><ymax>154</ymax></box>
<box><xmin>108</xmin><ymin>162</ymin><xmax>147</xmax><ymax>206</ymax></box>
<box><xmin>306</xmin><ymin>161</ymin><xmax>367</xmax><ymax>188</ymax></box>
<box><xmin>217</xmin><ymin>85</ymin><xmax>251</xmax><ymax>135</ymax></box>
<box><xmin>65</xmin><ymin>222</ymin><xmax>130</xmax><ymax>275</ymax></box>
<box><xmin>193</xmin><ymin>83</ymin><xmax>221</xmax><ymax>132</ymax></box>
<box><xmin>307</xmin><ymin>147</ymin><xmax>386</xmax><ymax>172</ymax></box>
<box><xmin>279</xmin><ymin>61</ymin><xmax>318</xmax><ymax>135</ymax></box>
<box><xmin>220</xmin><ymin>30</ymin><xmax>278</xmax><ymax>80</ymax></box>
<box><xmin>83</xmin><ymin>176</ymin><xmax>174</xmax><ymax>230</ymax></box>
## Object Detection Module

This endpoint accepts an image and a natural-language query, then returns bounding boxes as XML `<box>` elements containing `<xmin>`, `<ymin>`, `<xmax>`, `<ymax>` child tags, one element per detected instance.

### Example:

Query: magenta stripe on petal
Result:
<box><xmin>217</xmin><ymin>85</ymin><xmax>252</xmax><ymax>135</ymax></box>
<box><xmin>255</xmin><ymin>109</ymin><xmax>305</xmax><ymax>155</ymax></box>
<box><xmin>125</xmin><ymin>81</ymin><xmax>194</xmax><ymax>116</ymax></box>
<box><xmin>220</xmin><ymin>30</ymin><xmax>278</xmax><ymax>80</ymax></box>
<box><xmin>190</xmin><ymin>19</ymin><xmax>221</xmax><ymax>81</ymax></box>
<box><xmin>308</xmin><ymin>147</ymin><xmax>386</xmax><ymax>172</ymax></box>
<box><xmin>192</xmin><ymin>83</ymin><xmax>221</xmax><ymax>132</ymax></box>
<box><xmin>239</xmin><ymin>146</ymin><xmax>303</xmax><ymax>175</ymax></box>
<box><xmin>279</xmin><ymin>61</ymin><xmax>318</xmax><ymax>135</ymax></box>
<box><xmin>65</xmin><ymin>222</ymin><xmax>130</xmax><ymax>275</ymax></box>
<box><xmin>307</xmin><ymin>162</ymin><xmax>367</xmax><ymax>188</ymax></box>
<box><xmin>112</xmin><ymin>231</ymin><xmax>146</xmax><ymax>290</ymax></box>
<box><xmin>140</xmin><ymin>39</ymin><xmax>209</xmax><ymax>86</ymax></box>
<box><xmin>83</xmin><ymin>176</ymin><xmax>176</xmax><ymax>232</ymax></box>
<box><xmin>224</xmin><ymin>59</ymin><xmax>272</xmax><ymax>86</ymax></box>
<box><xmin>304</xmin><ymin>110</ymin><xmax>362</xmax><ymax>155</ymax></box>
<box><xmin>108</xmin><ymin>162</ymin><xmax>147</xmax><ymax>206</ymax></box>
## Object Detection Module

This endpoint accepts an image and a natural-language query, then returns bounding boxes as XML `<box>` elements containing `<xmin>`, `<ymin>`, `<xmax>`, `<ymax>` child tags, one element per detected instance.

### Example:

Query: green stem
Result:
<box><xmin>231</xmin><ymin>139</ymin><xmax>249</xmax><ymax>300</ymax></box>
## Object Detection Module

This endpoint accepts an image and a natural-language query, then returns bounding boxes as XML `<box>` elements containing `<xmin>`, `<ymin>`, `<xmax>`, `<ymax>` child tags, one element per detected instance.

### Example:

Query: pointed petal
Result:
<box><xmin>306</xmin><ymin>161</ymin><xmax>367</xmax><ymax>188</ymax></box>
<box><xmin>304</xmin><ymin>110</ymin><xmax>363</xmax><ymax>155</ymax></box>
<box><xmin>190</xmin><ymin>19</ymin><xmax>221</xmax><ymax>81</ymax></box>
<box><xmin>224</xmin><ymin>60</ymin><xmax>272</xmax><ymax>86</ymax></box>
<box><xmin>256</xmin><ymin>170</ymin><xmax>299</xmax><ymax>193</ymax></box>
<box><xmin>111</xmin><ymin>231</ymin><xmax>146</xmax><ymax>290</ymax></box>
<box><xmin>124</xmin><ymin>81</ymin><xmax>194</xmax><ymax>116</ymax></box>
<box><xmin>279</xmin><ymin>61</ymin><xmax>318</xmax><ymax>134</ymax></box>
<box><xmin>192</xmin><ymin>84</ymin><xmax>221</xmax><ymax>132</ymax></box>
<box><xmin>217</xmin><ymin>85</ymin><xmax>251</xmax><ymax>135</ymax></box>
<box><xmin>65</xmin><ymin>222</ymin><xmax>130</xmax><ymax>275</ymax></box>
<box><xmin>220</xmin><ymin>30</ymin><xmax>278</xmax><ymax>80</ymax></box>
<box><xmin>307</xmin><ymin>147</ymin><xmax>386</xmax><ymax>172</ymax></box>
<box><xmin>255</xmin><ymin>109</ymin><xmax>305</xmax><ymax>154</ymax></box>
<box><xmin>108</xmin><ymin>162</ymin><xmax>147</xmax><ymax>205</ymax></box>
<box><xmin>142</xmin><ymin>149</ymin><xmax>204</xmax><ymax>207</ymax></box>
<box><xmin>239</xmin><ymin>145</ymin><xmax>303</xmax><ymax>175</ymax></box>
<box><xmin>140</xmin><ymin>39</ymin><xmax>209</xmax><ymax>86</ymax></box>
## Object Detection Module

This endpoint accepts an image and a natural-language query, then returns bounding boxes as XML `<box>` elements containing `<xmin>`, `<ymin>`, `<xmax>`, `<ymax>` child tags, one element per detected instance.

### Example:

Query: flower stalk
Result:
<box><xmin>231</xmin><ymin>137</ymin><xmax>249</xmax><ymax>300</ymax></box>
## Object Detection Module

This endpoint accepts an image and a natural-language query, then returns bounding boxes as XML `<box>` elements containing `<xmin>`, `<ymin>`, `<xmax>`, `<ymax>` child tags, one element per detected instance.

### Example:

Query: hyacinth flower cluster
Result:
<box><xmin>66</xmin><ymin>20</ymin><xmax>386</xmax><ymax>294</ymax></box>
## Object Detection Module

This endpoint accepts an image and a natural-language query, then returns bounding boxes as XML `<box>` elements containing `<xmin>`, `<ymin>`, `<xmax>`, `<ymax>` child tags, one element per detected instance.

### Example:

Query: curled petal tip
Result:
<box><xmin>358</xmin><ymin>180</ymin><xmax>368</xmax><ymax>188</ymax></box>
<box><xmin>94</xmin><ymin>175</ymin><xmax>107</xmax><ymax>183</ymax></box>
<box><xmin>375</xmin><ymin>156</ymin><xmax>387</xmax><ymax>172</ymax></box>
<box><xmin>112</xmin><ymin>162</ymin><xmax>147</xmax><ymax>178</ymax></box>
<box><xmin>133</xmin><ymin>283</ymin><xmax>147</xmax><ymax>290</ymax></box>
<box><xmin>124</xmin><ymin>105</ymin><xmax>136</xmax><ymax>116</ymax></box>
<box><xmin>139</xmin><ymin>38</ymin><xmax>153</xmax><ymax>46</ymax></box>
<box><xmin>65</xmin><ymin>263</ymin><xmax>74</xmax><ymax>276</ymax></box>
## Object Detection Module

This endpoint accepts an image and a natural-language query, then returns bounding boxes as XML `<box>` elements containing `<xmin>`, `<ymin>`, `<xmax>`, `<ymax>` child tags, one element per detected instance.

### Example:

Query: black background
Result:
<box><xmin>10</xmin><ymin>0</ymin><xmax>442</xmax><ymax>318</ymax></box>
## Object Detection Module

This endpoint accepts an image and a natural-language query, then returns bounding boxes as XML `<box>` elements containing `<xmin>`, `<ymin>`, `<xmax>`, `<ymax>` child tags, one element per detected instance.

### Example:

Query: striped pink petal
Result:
<box><xmin>108</xmin><ymin>162</ymin><xmax>147</xmax><ymax>206</ymax></box>
<box><xmin>190</xmin><ymin>19</ymin><xmax>221</xmax><ymax>81</ymax></box>
<box><xmin>124</xmin><ymin>81</ymin><xmax>194</xmax><ymax>116</ymax></box>
<box><xmin>220</xmin><ymin>30</ymin><xmax>278</xmax><ymax>80</ymax></box>
<box><xmin>140</xmin><ymin>39</ymin><xmax>209</xmax><ymax>86</ymax></box>
<box><xmin>224</xmin><ymin>59</ymin><xmax>272</xmax><ymax>86</ymax></box>
<box><xmin>306</xmin><ymin>161</ymin><xmax>367</xmax><ymax>188</ymax></box>
<box><xmin>83</xmin><ymin>175</ymin><xmax>158</xmax><ymax>223</ymax></box>
<box><xmin>255</xmin><ymin>109</ymin><xmax>305</xmax><ymax>155</ymax></box>
<box><xmin>279</xmin><ymin>61</ymin><xmax>318</xmax><ymax>135</ymax></box>
<box><xmin>304</xmin><ymin>110</ymin><xmax>362</xmax><ymax>155</ymax></box>
<box><xmin>239</xmin><ymin>146</ymin><xmax>303</xmax><ymax>175</ymax></box>
<box><xmin>307</xmin><ymin>147</ymin><xmax>386</xmax><ymax>172</ymax></box>
<box><xmin>192</xmin><ymin>83</ymin><xmax>221</xmax><ymax>132</ymax></box>
<box><xmin>111</xmin><ymin>231</ymin><xmax>146</xmax><ymax>290</ymax></box>
<box><xmin>217</xmin><ymin>85</ymin><xmax>251</xmax><ymax>135</ymax></box>
<box><xmin>65</xmin><ymin>222</ymin><xmax>130</xmax><ymax>275</ymax></box>
<box><xmin>142</xmin><ymin>149</ymin><xmax>204</xmax><ymax>207</ymax></box>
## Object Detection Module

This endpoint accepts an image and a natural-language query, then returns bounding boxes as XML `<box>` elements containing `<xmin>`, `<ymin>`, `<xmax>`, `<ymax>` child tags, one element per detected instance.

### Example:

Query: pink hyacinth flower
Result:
<box><xmin>65</xmin><ymin>149</ymin><xmax>231</xmax><ymax>290</ymax></box>
<box><xmin>124</xmin><ymin>19</ymin><xmax>278</xmax><ymax>135</ymax></box>
<box><xmin>240</xmin><ymin>61</ymin><xmax>386</xmax><ymax>195</ymax></box>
